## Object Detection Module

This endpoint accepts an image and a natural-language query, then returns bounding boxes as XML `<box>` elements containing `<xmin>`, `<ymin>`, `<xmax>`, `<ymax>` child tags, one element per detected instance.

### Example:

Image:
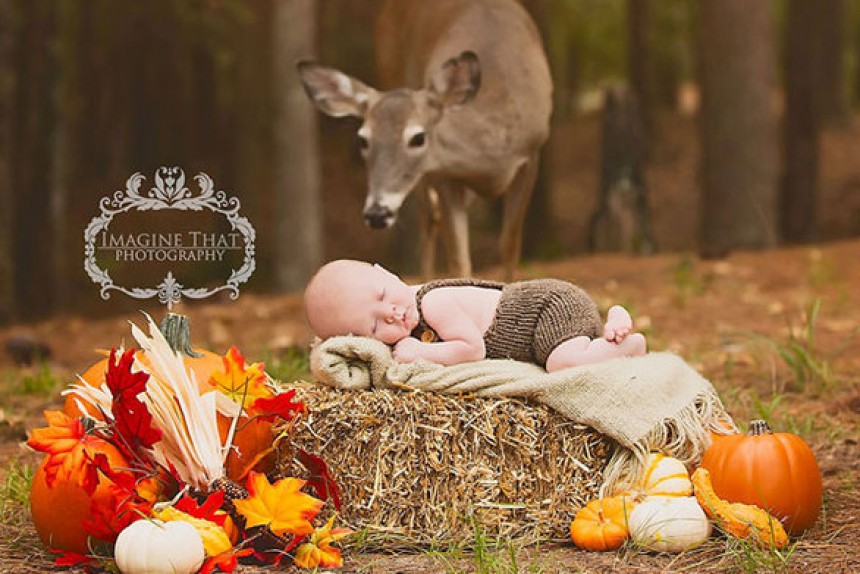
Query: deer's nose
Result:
<box><xmin>364</xmin><ymin>203</ymin><xmax>395</xmax><ymax>229</ymax></box>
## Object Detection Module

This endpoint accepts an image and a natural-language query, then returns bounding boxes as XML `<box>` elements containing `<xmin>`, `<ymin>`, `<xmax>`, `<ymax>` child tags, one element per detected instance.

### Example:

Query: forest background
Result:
<box><xmin>0</xmin><ymin>0</ymin><xmax>858</xmax><ymax>323</ymax></box>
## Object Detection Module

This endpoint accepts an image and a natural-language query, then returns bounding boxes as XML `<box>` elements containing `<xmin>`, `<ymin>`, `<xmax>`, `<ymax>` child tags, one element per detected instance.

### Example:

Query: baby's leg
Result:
<box><xmin>546</xmin><ymin>333</ymin><xmax>646</xmax><ymax>372</ymax></box>
<box><xmin>604</xmin><ymin>305</ymin><xmax>634</xmax><ymax>343</ymax></box>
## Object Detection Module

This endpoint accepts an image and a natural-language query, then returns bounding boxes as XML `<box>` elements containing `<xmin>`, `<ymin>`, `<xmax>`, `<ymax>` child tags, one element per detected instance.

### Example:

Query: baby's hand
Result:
<box><xmin>393</xmin><ymin>337</ymin><xmax>422</xmax><ymax>363</ymax></box>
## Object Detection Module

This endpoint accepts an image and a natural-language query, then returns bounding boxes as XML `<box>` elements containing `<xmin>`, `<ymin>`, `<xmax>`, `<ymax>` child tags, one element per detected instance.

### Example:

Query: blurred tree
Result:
<box><xmin>0</xmin><ymin>0</ymin><xmax>16</xmax><ymax>324</ymax></box>
<box><xmin>819</xmin><ymin>0</ymin><xmax>849</xmax><ymax>126</ymax></box>
<box><xmin>782</xmin><ymin>0</ymin><xmax>824</xmax><ymax>243</ymax></box>
<box><xmin>698</xmin><ymin>0</ymin><xmax>778</xmax><ymax>257</ymax></box>
<box><xmin>273</xmin><ymin>0</ymin><xmax>323</xmax><ymax>291</ymax></box>
<box><xmin>49</xmin><ymin>0</ymin><xmax>80</xmax><ymax>313</ymax></box>
<box><xmin>12</xmin><ymin>0</ymin><xmax>54</xmax><ymax>317</ymax></box>
<box><xmin>627</xmin><ymin>0</ymin><xmax>653</xmax><ymax>140</ymax></box>
<box><xmin>521</xmin><ymin>0</ymin><xmax>561</xmax><ymax>261</ymax></box>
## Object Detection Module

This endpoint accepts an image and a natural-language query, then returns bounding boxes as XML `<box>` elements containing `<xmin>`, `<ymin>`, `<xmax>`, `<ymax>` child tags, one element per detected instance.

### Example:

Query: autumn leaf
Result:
<box><xmin>175</xmin><ymin>490</ymin><xmax>228</xmax><ymax>527</ymax></box>
<box><xmin>27</xmin><ymin>411</ymin><xmax>100</xmax><ymax>492</ymax></box>
<box><xmin>51</xmin><ymin>549</ymin><xmax>96</xmax><ymax>568</ymax></box>
<box><xmin>250</xmin><ymin>389</ymin><xmax>306</xmax><ymax>422</ymax></box>
<box><xmin>105</xmin><ymin>348</ymin><xmax>162</xmax><ymax>457</ymax></box>
<box><xmin>199</xmin><ymin>548</ymin><xmax>253</xmax><ymax>574</ymax></box>
<box><xmin>233</xmin><ymin>471</ymin><xmax>323</xmax><ymax>537</ymax></box>
<box><xmin>208</xmin><ymin>346</ymin><xmax>272</xmax><ymax>406</ymax></box>
<box><xmin>293</xmin><ymin>515</ymin><xmax>351</xmax><ymax>569</ymax></box>
<box><xmin>297</xmin><ymin>449</ymin><xmax>342</xmax><ymax>511</ymax></box>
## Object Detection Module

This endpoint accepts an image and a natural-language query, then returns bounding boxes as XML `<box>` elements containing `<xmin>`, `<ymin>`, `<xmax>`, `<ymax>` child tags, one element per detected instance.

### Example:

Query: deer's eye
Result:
<box><xmin>408</xmin><ymin>132</ymin><xmax>426</xmax><ymax>148</ymax></box>
<box><xmin>358</xmin><ymin>134</ymin><xmax>370</xmax><ymax>150</ymax></box>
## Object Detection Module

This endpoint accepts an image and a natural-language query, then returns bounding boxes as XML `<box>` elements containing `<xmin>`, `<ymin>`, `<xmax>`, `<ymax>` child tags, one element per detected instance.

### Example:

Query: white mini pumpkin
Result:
<box><xmin>628</xmin><ymin>496</ymin><xmax>712</xmax><ymax>553</ymax></box>
<box><xmin>114</xmin><ymin>519</ymin><xmax>205</xmax><ymax>574</ymax></box>
<box><xmin>631</xmin><ymin>453</ymin><xmax>693</xmax><ymax>499</ymax></box>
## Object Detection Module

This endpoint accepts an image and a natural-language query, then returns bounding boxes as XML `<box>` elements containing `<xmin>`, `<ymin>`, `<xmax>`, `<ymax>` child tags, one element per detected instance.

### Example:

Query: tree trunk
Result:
<box><xmin>0</xmin><ymin>0</ymin><xmax>16</xmax><ymax>324</ymax></box>
<box><xmin>698</xmin><ymin>0</ymin><xmax>778</xmax><ymax>257</ymax></box>
<box><xmin>818</xmin><ymin>0</ymin><xmax>848</xmax><ymax>127</ymax></box>
<box><xmin>273</xmin><ymin>0</ymin><xmax>324</xmax><ymax>291</ymax></box>
<box><xmin>49</xmin><ymin>1</ymin><xmax>80</xmax><ymax>314</ymax></box>
<box><xmin>627</xmin><ymin>0</ymin><xmax>653</xmax><ymax>143</ymax></box>
<box><xmin>520</xmin><ymin>0</ymin><xmax>560</xmax><ymax>260</ymax></box>
<box><xmin>12</xmin><ymin>1</ymin><xmax>55</xmax><ymax>318</ymax></box>
<box><xmin>782</xmin><ymin>0</ymin><xmax>823</xmax><ymax>243</ymax></box>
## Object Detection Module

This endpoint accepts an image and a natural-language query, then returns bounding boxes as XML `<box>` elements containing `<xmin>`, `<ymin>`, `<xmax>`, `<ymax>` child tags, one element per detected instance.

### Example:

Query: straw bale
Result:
<box><xmin>278</xmin><ymin>383</ymin><xmax>610</xmax><ymax>548</ymax></box>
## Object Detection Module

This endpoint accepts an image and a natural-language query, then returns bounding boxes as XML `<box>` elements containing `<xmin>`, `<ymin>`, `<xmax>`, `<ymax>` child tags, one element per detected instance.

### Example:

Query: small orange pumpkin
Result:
<box><xmin>570</xmin><ymin>496</ymin><xmax>631</xmax><ymax>551</ymax></box>
<box><xmin>700</xmin><ymin>419</ymin><xmax>822</xmax><ymax>535</ymax></box>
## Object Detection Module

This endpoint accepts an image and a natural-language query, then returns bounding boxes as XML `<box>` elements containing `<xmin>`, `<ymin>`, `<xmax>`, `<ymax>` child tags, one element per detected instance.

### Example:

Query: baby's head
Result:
<box><xmin>303</xmin><ymin>259</ymin><xmax>419</xmax><ymax>344</ymax></box>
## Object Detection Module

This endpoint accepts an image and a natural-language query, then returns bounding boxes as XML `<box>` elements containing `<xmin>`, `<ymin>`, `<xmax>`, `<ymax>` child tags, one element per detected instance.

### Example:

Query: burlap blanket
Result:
<box><xmin>309</xmin><ymin>336</ymin><xmax>736</xmax><ymax>494</ymax></box>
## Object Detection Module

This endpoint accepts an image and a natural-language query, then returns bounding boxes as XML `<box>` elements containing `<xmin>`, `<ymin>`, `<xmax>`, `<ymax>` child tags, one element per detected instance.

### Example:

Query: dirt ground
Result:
<box><xmin>1</xmin><ymin>236</ymin><xmax>859</xmax><ymax>573</ymax></box>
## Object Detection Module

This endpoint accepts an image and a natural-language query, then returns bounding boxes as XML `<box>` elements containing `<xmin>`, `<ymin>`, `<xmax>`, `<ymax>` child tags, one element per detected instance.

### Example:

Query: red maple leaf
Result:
<box><xmin>175</xmin><ymin>490</ymin><xmax>228</xmax><ymax>527</ymax></box>
<box><xmin>51</xmin><ymin>549</ymin><xmax>96</xmax><ymax>567</ymax></box>
<box><xmin>297</xmin><ymin>449</ymin><xmax>342</xmax><ymax>511</ymax></box>
<box><xmin>105</xmin><ymin>348</ymin><xmax>162</xmax><ymax>458</ymax></box>
<box><xmin>82</xmin><ymin>453</ymin><xmax>156</xmax><ymax>542</ymax></box>
<box><xmin>250</xmin><ymin>389</ymin><xmax>307</xmax><ymax>423</ymax></box>
<box><xmin>199</xmin><ymin>548</ymin><xmax>253</xmax><ymax>574</ymax></box>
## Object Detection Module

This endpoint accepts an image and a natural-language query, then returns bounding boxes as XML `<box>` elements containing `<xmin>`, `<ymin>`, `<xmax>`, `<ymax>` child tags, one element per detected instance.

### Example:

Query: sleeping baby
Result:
<box><xmin>303</xmin><ymin>259</ymin><xmax>646</xmax><ymax>372</ymax></box>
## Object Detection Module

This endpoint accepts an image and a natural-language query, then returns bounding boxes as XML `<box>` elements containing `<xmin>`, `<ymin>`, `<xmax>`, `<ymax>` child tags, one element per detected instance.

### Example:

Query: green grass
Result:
<box><xmin>0</xmin><ymin>461</ymin><xmax>33</xmax><ymax>516</ymax></box>
<box><xmin>746</xmin><ymin>298</ymin><xmax>840</xmax><ymax>394</ymax></box>
<box><xmin>261</xmin><ymin>346</ymin><xmax>311</xmax><ymax>384</ymax></box>
<box><xmin>16</xmin><ymin>363</ymin><xmax>60</xmax><ymax>395</ymax></box>
<box><xmin>722</xmin><ymin>535</ymin><xmax>799</xmax><ymax>574</ymax></box>
<box><xmin>423</xmin><ymin>515</ymin><xmax>547</xmax><ymax>574</ymax></box>
<box><xmin>671</xmin><ymin>255</ymin><xmax>706</xmax><ymax>307</ymax></box>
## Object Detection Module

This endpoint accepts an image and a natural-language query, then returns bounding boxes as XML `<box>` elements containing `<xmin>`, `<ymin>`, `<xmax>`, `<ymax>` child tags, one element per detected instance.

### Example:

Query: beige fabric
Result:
<box><xmin>310</xmin><ymin>335</ymin><xmax>736</xmax><ymax>493</ymax></box>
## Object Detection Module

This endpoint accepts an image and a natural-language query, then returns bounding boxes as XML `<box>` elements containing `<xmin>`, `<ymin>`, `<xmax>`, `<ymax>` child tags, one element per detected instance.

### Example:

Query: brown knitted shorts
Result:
<box><xmin>483</xmin><ymin>279</ymin><xmax>602</xmax><ymax>365</ymax></box>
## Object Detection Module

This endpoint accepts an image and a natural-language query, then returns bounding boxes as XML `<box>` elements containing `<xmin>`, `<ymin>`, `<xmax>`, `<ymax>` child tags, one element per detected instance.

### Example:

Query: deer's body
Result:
<box><xmin>299</xmin><ymin>0</ymin><xmax>552</xmax><ymax>278</ymax></box>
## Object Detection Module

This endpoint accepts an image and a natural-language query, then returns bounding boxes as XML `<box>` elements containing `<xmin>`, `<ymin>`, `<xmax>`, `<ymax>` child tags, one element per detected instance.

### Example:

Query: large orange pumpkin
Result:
<box><xmin>29</xmin><ymin>432</ymin><xmax>130</xmax><ymax>553</ymax></box>
<box><xmin>699</xmin><ymin>419</ymin><xmax>822</xmax><ymax>536</ymax></box>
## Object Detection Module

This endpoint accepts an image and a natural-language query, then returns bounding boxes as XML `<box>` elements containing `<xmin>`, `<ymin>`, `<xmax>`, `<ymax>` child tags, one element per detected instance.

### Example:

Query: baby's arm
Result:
<box><xmin>393</xmin><ymin>290</ymin><xmax>486</xmax><ymax>365</ymax></box>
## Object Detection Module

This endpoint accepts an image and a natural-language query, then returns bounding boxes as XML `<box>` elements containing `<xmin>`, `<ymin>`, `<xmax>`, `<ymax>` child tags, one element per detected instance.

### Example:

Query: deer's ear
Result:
<box><xmin>297</xmin><ymin>61</ymin><xmax>375</xmax><ymax>118</ymax></box>
<box><xmin>427</xmin><ymin>51</ymin><xmax>481</xmax><ymax>108</ymax></box>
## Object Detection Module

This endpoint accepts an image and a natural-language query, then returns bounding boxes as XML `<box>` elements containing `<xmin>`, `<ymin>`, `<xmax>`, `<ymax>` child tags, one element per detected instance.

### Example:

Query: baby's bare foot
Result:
<box><xmin>604</xmin><ymin>305</ymin><xmax>634</xmax><ymax>343</ymax></box>
<box><xmin>619</xmin><ymin>332</ymin><xmax>647</xmax><ymax>357</ymax></box>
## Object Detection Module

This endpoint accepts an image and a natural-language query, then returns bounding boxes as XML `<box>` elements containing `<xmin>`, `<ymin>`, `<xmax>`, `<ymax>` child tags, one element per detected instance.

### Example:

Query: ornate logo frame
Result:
<box><xmin>84</xmin><ymin>167</ymin><xmax>256</xmax><ymax>310</ymax></box>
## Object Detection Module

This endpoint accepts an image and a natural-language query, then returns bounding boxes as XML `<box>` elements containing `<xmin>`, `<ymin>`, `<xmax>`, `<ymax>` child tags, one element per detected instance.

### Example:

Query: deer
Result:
<box><xmin>297</xmin><ymin>0</ymin><xmax>552</xmax><ymax>279</ymax></box>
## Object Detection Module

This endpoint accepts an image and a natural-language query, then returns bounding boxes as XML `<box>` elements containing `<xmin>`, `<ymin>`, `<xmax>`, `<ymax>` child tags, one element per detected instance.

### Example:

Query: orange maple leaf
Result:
<box><xmin>208</xmin><ymin>346</ymin><xmax>272</xmax><ymax>406</ymax></box>
<box><xmin>232</xmin><ymin>472</ymin><xmax>323</xmax><ymax>537</ymax></box>
<box><xmin>27</xmin><ymin>411</ymin><xmax>104</xmax><ymax>490</ymax></box>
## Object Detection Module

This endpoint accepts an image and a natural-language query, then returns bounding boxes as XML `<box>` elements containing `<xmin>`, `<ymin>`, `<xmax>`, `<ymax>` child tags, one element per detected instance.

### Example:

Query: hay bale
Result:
<box><xmin>278</xmin><ymin>384</ymin><xmax>610</xmax><ymax>548</ymax></box>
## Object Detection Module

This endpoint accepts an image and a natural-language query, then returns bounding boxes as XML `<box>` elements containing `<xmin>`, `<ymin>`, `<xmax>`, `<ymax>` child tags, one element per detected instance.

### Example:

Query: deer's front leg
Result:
<box><xmin>500</xmin><ymin>153</ymin><xmax>539</xmax><ymax>281</ymax></box>
<box><xmin>437</xmin><ymin>183</ymin><xmax>473</xmax><ymax>277</ymax></box>
<box><xmin>419</xmin><ymin>185</ymin><xmax>441</xmax><ymax>279</ymax></box>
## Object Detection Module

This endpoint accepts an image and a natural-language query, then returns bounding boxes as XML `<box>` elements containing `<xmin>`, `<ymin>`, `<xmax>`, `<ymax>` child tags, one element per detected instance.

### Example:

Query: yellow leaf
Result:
<box><xmin>233</xmin><ymin>472</ymin><xmax>323</xmax><ymax>537</ymax></box>
<box><xmin>294</xmin><ymin>515</ymin><xmax>351</xmax><ymax>569</ymax></box>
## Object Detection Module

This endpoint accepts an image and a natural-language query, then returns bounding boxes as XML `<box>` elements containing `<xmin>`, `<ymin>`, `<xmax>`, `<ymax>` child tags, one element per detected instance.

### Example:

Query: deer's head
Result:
<box><xmin>298</xmin><ymin>52</ymin><xmax>480</xmax><ymax>229</ymax></box>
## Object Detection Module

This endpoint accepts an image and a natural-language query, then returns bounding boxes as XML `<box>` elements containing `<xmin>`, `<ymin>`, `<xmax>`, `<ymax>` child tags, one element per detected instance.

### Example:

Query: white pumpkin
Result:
<box><xmin>629</xmin><ymin>452</ymin><xmax>693</xmax><ymax>500</ymax></box>
<box><xmin>114</xmin><ymin>519</ymin><xmax>205</xmax><ymax>574</ymax></box>
<box><xmin>629</xmin><ymin>496</ymin><xmax>712</xmax><ymax>553</ymax></box>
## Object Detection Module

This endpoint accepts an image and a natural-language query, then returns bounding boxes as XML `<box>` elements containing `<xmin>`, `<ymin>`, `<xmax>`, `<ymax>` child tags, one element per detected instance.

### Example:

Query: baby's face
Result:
<box><xmin>306</xmin><ymin>262</ymin><xmax>419</xmax><ymax>344</ymax></box>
